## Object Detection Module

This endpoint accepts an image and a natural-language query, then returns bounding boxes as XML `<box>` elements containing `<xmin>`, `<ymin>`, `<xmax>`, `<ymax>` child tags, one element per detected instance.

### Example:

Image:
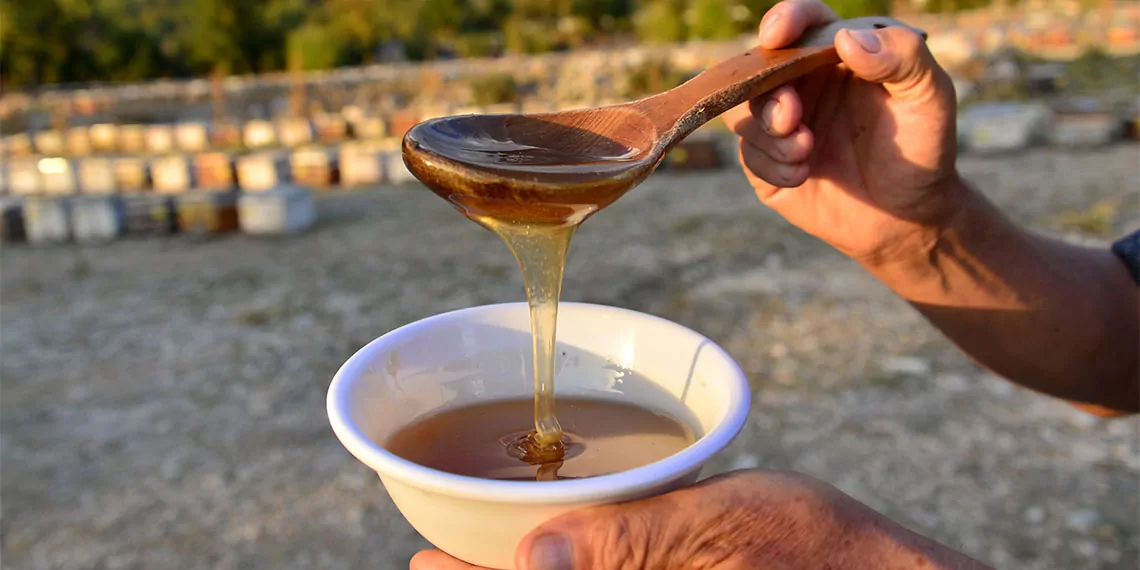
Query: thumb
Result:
<box><xmin>513</xmin><ymin>502</ymin><xmax>664</xmax><ymax>570</ymax></box>
<box><xmin>835</xmin><ymin>26</ymin><xmax>953</xmax><ymax>105</ymax></box>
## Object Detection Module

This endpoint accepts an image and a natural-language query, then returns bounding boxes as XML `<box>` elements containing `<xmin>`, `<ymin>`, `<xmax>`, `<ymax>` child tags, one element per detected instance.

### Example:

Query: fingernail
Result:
<box><xmin>759</xmin><ymin>13</ymin><xmax>780</xmax><ymax>43</ymax></box>
<box><xmin>848</xmin><ymin>29</ymin><xmax>881</xmax><ymax>53</ymax></box>
<box><xmin>760</xmin><ymin>99</ymin><xmax>779</xmax><ymax>134</ymax></box>
<box><xmin>528</xmin><ymin>534</ymin><xmax>574</xmax><ymax>570</ymax></box>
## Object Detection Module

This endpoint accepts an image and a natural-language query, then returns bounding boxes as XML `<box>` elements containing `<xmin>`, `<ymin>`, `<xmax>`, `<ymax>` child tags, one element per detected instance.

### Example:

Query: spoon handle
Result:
<box><xmin>638</xmin><ymin>16</ymin><xmax>927</xmax><ymax>149</ymax></box>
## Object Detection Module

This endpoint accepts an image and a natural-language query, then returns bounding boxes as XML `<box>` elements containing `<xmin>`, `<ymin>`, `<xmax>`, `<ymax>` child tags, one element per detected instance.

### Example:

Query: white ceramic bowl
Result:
<box><xmin>327</xmin><ymin>302</ymin><xmax>750</xmax><ymax>569</ymax></box>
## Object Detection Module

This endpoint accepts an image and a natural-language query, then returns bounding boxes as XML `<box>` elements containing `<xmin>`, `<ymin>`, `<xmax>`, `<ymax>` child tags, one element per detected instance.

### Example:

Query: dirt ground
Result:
<box><xmin>2</xmin><ymin>145</ymin><xmax>1138</xmax><ymax>570</ymax></box>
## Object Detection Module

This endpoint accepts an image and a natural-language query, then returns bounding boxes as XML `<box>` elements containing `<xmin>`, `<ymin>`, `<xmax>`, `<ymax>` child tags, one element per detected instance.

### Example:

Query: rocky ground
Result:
<box><xmin>2</xmin><ymin>145</ymin><xmax>1138</xmax><ymax>570</ymax></box>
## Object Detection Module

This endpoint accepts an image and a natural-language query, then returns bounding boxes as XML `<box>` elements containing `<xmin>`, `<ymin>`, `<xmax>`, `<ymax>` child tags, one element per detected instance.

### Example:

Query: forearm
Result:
<box><xmin>863</xmin><ymin>175</ymin><xmax>1139</xmax><ymax>416</ymax></box>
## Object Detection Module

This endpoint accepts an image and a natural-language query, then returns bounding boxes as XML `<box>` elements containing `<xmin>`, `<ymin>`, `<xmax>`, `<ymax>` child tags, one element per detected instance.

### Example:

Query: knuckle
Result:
<box><xmin>594</xmin><ymin>512</ymin><xmax>650</xmax><ymax>569</ymax></box>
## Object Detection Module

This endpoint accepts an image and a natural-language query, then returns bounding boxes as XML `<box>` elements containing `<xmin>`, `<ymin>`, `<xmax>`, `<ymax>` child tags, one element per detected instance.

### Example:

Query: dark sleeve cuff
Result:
<box><xmin>1111</xmin><ymin>229</ymin><xmax>1140</xmax><ymax>285</ymax></box>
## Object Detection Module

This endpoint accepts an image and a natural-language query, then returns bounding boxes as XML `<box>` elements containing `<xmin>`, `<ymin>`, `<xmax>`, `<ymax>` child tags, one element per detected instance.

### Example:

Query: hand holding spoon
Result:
<box><xmin>402</xmin><ymin>16</ymin><xmax>926</xmax><ymax>225</ymax></box>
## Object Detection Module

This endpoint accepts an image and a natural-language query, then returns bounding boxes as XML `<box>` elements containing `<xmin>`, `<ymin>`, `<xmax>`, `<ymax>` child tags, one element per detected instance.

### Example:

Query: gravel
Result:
<box><xmin>2</xmin><ymin>145</ymin><xmax>1138</xmax><ymax>570</ymax></box>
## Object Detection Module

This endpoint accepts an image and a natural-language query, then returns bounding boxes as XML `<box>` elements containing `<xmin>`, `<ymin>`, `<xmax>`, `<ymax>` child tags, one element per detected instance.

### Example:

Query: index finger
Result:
<box><xmin>758</xmin><ymin>0</ymin><xmax>840</xmax><ymax>49</ymax></box>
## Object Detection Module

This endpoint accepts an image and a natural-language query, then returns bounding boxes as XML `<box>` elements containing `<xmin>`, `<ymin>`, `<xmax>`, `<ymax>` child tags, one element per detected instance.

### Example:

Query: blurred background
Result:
<box><xmin>1</xmin><ymin>1</ymin><xmax>1138</xmax><ymax>569</ymax></box>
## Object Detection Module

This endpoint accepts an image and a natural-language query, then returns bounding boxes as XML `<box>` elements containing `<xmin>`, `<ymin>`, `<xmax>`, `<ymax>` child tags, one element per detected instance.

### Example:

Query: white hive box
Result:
<box><xmin>338</xmin><ymin>143</ymin><xmax>382</xmax><ymax>186</ymax></box>
<box><xmin>9</xmin><ymin>158</ymin><xmax>40</xmax><ymax>196</ymax></box>
<box><xmin>210</xmin><ymin>122</ymin><xmax>244</xmax><ymax>149</ymax></box>
<box><xmin>313</xmin><ymin>113</ymin><xmax>349</xmax><ymax>143</ymax></box>
<box><xmin>151</xmin><ymin>155</ymin><xmax>193</xmax><ymax>195</ymax></box>
<box><xmin>118</xmin><ymin>125</ymin><xmax>147</xmax><ymax>154</ymax></box>
<box><xmin>291</xmin><ymin>146</ymin><xmax>337</xmax><ymax>188</ymax></box>
<box><xmin>122</xmin><ymin>194</ymin><xmax>177</xmax><ymax>235</ymax></box>
<box><xmin>243</xmin><ymin>119</ymin><xmax>277</xmax><ymax>149</ymax></box>
<box><xmin>71</xmin><ymin>195</ymin><xmax>125</xmax><ymax>243</ymax></box>
<box><xmin>33</xmin><ymin>131</ymin><xmax>65</xmax><ymax>156</ymax></box>
<box><xmin>4</xmin><ymin>134</ymin><xmax>34</xmax><ymax>157</ymax></box>
<box><xmin>78</xmin><ymin>158</ymin><xmax>117</xmax><ymax>194</ymax></box>
<box><xmin>239</xmin><ymin>185</ymin><xmax>316</xmax><ymax>236</ymax></box>
<box><xmin>379</xmin><ymin>139</ymin><xmax>416</xmax><ymax>185</ymax></box>
<box><xmin>276</xmin><ymin>117</ymin><xmax>314</xmax><ymax>148</ymax></box>
<box><xmin>114</xmin><ymin>158</ymin><xmax>149</xmax><ymax>193</ymax></box>
<box><xmin>349</xmin><ymin>115</ymin><xmax>387</xmax><ymax>140</ymax></box>
<box><xmin>236</xmin><ymin>152</ymin><xmax>290</xmax><ymax>192</ymax></box>
<box><xmin>89</xmin><ymin>124</ymin><xmax>118</xmax><ymax>153</ymax></box>
<box><xmin>144</xmin><ymin>125</ymin><xmax>176</xmax><ymax>154</ymax></box>
<box><xmin>65</xmin><ymin>127</ymin><xmax>93</xmax><ymax>156</ymax></box>
<box><xmin>959</xmin><ymin>102</ymin><xmax>1051</xmax><ymax>154</ymax></box>
<box><xmin>193</xmin><ymin>152</ymin><xmax>236</xmax><ymax>191</ymax></box>
<box><xmin>39</xmin><ymin>157</ymin><xmax>77</xmax><ymax>195</ymax></box>
<box><xmin>24</xmin><ymin>196</ymin><xmax>71</xmax><ymax>244</ymax></box>
<box><xmin>175</xmin><ymin>122</ymin><xmax>209</xmax><ymax>152</ymax></box>
<box><xmin>1050</xmin><ymin>105</ymin><xmax>1120</xmax><ymax>147</ymax></box>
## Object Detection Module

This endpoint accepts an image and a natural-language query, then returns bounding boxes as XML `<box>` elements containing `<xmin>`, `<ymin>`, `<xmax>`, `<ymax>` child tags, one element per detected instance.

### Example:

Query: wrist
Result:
<box><xmin>857</xmin><ymin>176</ymin><xmax>1020</xmax><ymax>306</ymax></box>
<box><xmin>844</xmin><ymin>511</ymin><xmax>996</xmax><ymax>570</ymax></box>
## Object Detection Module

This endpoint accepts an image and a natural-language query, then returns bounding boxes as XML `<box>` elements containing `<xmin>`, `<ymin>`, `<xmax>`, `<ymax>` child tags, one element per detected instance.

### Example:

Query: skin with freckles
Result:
<box><xmin>407</xmin><ymin>1</ymin><xmax>1137</xmax><ymax>568</ymax></box>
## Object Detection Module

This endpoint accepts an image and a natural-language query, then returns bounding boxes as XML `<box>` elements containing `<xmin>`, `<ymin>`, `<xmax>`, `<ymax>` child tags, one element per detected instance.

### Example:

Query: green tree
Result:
<box><xmin>688</xmin><ymin>0</ymin><xmax>745</xmax><ymax>40</ymax></box>
<box><xmin>634</xmin><ymin>0</ymin><xmax>686</xmax><ymax>44</ymax></box>
<box><xmin>827</xmin><ymin>0</ymin><xmax>892</xmax><ymax>18</ymax></box>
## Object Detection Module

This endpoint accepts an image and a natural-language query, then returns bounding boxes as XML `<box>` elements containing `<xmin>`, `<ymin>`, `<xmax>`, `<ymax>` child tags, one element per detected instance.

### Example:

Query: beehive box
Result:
<box><xmin>122</xmin><ymin>194</ymin><xmax>177</xmax><ymax>235</ymax></box>
<box><xmin>313</xmin><ymin>114</ymin><xmax>348</xmax><ymax>143</ymax></box>
<box><xmin>78</xmin><ymin>158</ymin><xmax>117</xmax><ymax>194</ymax></box>
<box><xmin>39</xmin><ymin>157</ymin><xmax>78</xmax><ymax>195</ymax></box>
<box><xmin>349</xmin><ymin>116</ymin><xmax>386</xmax><ymax>140</ymax></box>
<box><xmin>176</xmin><ymin>190</ymin><xmax>239</xmax><ymax>235</ymax></box>
<box><xmin>959</xmin><ymin>102</ymin><xmax>1051</xmax><ymax>154</ymax></box>
<box><xmin>114</xmin><ymin>158</ymin><xmax>149</xmax><ymax>193</ymax></box>
<box><xmin>0</xmin><ymin>198</ymin><xmax>27</xmax><ymax>243</ymax></box>
<box><xmin>65</xmin><ymin>127</ymin><xmax>93</xmax><ymax>156</ymax></box>
<box><xmin>89</xmin><ymin>124</ymin><xmax>118</xmax><ymax>153</ymax></box>
<box><xmin>4</xmin><ymin>134</ymin><xmax>34</xmax><ymax>157</ymax></box>
<box><xmin>339</xmin><ymin>143</ymin><xmax>383</xmax><ymax>186</ymax></box>
<box><xmin>193</xmin><ymin>153</ymin><xmax>236</xmax><ymax>191</ymax></box>
<box><xmin>236</xmin><ymin>152</ymin><xmax>290</xmax><ymax>192</ymax></box>
<box><xmin>291</xmin><ymin>146</ymin><xmax>338</xmax><ymax>188</ymax></box>
<box><xmin>1050</xmin><ymin>113</ymin><xmax>1120</xmax><ymax>147</ymax></box>
<box><xmin>175</xmin><ymin>122</ymin><xmax>209</xmax><ymax>152</ymax></box>
<box><xmin>381</xmin><ymin>141</ymin><xmax>416</xmax><ymax>185</ymax></box>
<box><xmin>118</xmin><ymin>125</ymin><xmax>147</xmax><ymax>154</ymax></box>
<box><xmin>243</xmin><ymin>119</ymin><xmax>277</xmax><ymax>149</ymax></box>
<box><xmin>210</xmin><ymin>122</ymin><xmax>244</xmax><ymax>149</ymax></box>
<box><xmin>144</xmin><ymin>125</ymin><xmax>176</xmax><ymax>154</ymax></box>
<box><xmin>276</xmin><ymin>117</ymin><xmax>314</xmax><ymax>148</ymax></box>
<box><xmin>387</xmin><ymin>112</ymin><xmax>421</xmax><ymax>139</ymax></box>
<box><xmin>71</xmin><ymin>195</ymin><xmax>125</xmax><ymax>243</ymax></box>
<box><xmin>238</xmin><ymin>185</ymin><xmax>315</xmax><ymax>235</ymax></box>
<box><xmin>33</xmin><ymin>131</ymin><xmax>65</xmax><ymax>156</ymax></box>
<box><xmin>9</xmin><ymin>158</ymin><xmax>41</xmax><ymax>196</ymax></box>
<box><xmin>24</xmin><ymin>197</ymin><xmax>71</xmax><ymax>244</ymax></box>
<box><xmin>151</xmin><ymin>155</ymin><xmax>193</xmax><ymax>195</ymax></box>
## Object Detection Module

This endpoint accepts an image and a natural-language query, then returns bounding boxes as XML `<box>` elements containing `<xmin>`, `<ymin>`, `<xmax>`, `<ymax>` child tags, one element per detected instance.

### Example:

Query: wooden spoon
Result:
<box><xmin>403</xmin><ymin>16</ymin><xmax>926</xmax><ymax>225</ymax></box>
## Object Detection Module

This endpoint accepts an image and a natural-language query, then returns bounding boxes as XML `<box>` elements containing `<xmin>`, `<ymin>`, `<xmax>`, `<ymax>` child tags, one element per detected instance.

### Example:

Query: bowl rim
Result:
<box><xmin>326</xmin><ymin>302</ymin><xmax>750</xmax><ymax>504</ymax></box>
